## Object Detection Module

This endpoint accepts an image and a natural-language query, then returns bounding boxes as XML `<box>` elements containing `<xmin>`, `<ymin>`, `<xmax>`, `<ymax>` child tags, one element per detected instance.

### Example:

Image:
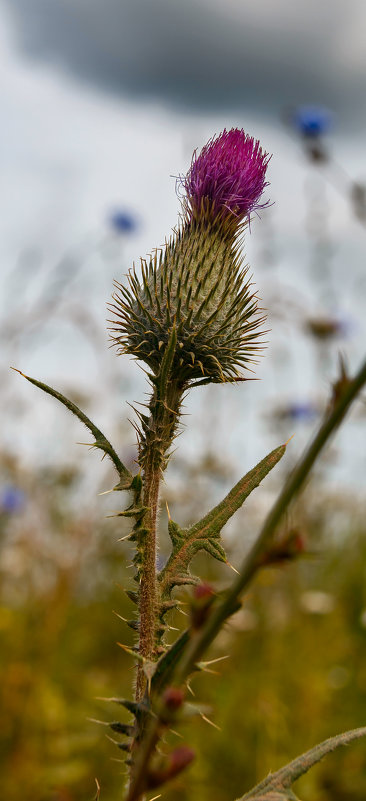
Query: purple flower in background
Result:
<box><xmin>108</xmin><ymin>209</ymin><xmax>139</xmax><ymax>235</ymax></box>
<box><xmin>183</xmin><ymin>128</ymin><xmax>271</xmax><ymax>223</ymax></box>
<box><xmin>0</xmin><ymin>485</ymin><xmax>26</xmax><ymax>514</ymax></box>
<box><xmin>294</xmin><ymin>106</ymin><xmax>333</xmax><ymax>138</ymax></box>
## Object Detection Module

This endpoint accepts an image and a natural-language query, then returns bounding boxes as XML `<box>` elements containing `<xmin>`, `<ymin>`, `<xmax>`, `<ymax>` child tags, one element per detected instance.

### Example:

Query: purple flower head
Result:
<box><xmin>183</xmin><ymin>128</ymin><xmax>271</xmax><ymax>224</ymax></box>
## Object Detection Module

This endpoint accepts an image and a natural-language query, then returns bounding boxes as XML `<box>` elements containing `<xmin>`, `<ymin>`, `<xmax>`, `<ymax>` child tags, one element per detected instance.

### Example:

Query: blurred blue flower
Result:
<box><xmin>294</xmin><ymin>106</ymin><xmax>333</xmax><ymax>137</ymax></box>
<box><xmin>108</xmin><ymin>209</ymin><xmax>139</xmax><ymax>235</ymax></box>
<box><xmin>274</xmin><ymin>402</ymin><xmax>318</xmax><ymax>423</ymax></box>
<box><xmin>288</xmin><ymin>402</ymin><xmax>318</xmax><ymax>421</ymax></box>
<box><xmin>0</xmin><ymin>485</ymin><xmax>26</xmax><ymax>514</ymax></box>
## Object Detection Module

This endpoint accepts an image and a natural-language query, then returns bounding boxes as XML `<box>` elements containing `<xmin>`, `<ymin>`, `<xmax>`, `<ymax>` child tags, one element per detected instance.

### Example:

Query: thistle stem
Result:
<box><xmin>135</xmin><ymin>459</ymin><xmax>160</xmax><ymax>701</ymax></box>
<box><xmin>135</xmin><ymin>377</ymin><xmax>184</xmax><ymax>701</ymax></box>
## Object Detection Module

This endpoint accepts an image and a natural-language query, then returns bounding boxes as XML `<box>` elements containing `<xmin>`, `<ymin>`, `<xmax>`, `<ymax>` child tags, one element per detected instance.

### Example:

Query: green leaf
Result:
<box><xmin>237</xmin><ymin>727</ymin><xmax>366</xmax><ymax>801</ymax></box>
<box><xmin>188</xmin><ymin>443</ymin><xmax>286</xmax><ymax>542</ymax></box>
<box><xmin>12</xmin><ymin>369</ymin><xmax>132</xmax><ymax>484</ymax></box>
<box><xmin>158</xmin><ymin>443</ymin><xmax>286</xmax><ymax>600</ymax></box>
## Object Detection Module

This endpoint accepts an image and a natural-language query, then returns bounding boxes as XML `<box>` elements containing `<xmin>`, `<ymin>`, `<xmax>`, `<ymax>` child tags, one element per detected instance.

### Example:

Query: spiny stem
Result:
<box><xmin>132</xmin><ymin>333</ymin><xmax>185</xmax><ymax>682</ymax></box>
<box><xmin>131</xmin><ymin>376</ymin><xmax>185</xmax><ymax>788</ymax></box>
<box><xmin>135</xmin><ymin>459</ymin><xmax>160</xmax><ymax>701</ymax></box>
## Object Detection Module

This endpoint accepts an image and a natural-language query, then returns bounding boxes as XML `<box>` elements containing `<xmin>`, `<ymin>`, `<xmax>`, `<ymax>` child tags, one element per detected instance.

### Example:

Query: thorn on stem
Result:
<box><xmin>200</xmin><ymin>713</ymin><xmax>221</xmax><ymax>731</ymax></box>
<box><xmin>226</xmin><ymin>560</ymin><xmax>240</xmax><ymax>574</ymax></box>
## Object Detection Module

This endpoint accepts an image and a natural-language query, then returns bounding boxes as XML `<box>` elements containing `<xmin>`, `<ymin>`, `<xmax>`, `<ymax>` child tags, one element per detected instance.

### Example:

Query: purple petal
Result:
<box><xmin>182</xmin><ymin>128</ymin><xmax>271</xmax><ymax>222</ymax></box>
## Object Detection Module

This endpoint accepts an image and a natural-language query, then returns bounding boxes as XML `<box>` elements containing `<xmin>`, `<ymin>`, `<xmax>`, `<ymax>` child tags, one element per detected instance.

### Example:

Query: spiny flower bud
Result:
<box><xmin>109</xmin><ymin>128</ymin><xmax>270</xmax><ymax>384</ymax></box>
<box><xmin>162</xmin><ymin>686</ymin><xmax>185</xmax><ymax>712</ymax></box>
<box><xmin>190</xmin><ymin>582</ymin><xmax>215</xmax><ymax>629</ymax></box>
<box><xmin>260</xmin><ymin>528</ymin><xmax>306</xmax><ymax>566</ymax></box>
<box><xmin>147</xmin><ymin>746</ymin><xmax>195</xmax><ymax>789</ymax></box>
<box><xmin>158</xmin><ymin>686</ymin><xmax>186</xmax><ymax>725</ymax></box>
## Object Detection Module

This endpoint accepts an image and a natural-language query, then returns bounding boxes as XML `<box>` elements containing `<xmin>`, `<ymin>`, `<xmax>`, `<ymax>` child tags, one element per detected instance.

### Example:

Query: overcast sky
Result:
<box><xmin>2</xmin><ymin>0</ymin><xmax>366</xmax><ymax>126</ymax></box>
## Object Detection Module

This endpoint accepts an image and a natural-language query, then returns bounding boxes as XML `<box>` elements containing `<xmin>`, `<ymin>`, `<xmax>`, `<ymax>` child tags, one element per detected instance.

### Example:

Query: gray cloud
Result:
<box><xmin>2</xmin><ymin>0</ymin><xmax>366</xmax><ymax>122</ymax></box>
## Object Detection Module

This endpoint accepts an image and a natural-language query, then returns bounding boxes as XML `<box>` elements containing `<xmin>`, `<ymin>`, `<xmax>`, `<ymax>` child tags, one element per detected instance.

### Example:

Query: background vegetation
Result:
<box><xmin>1</xmin><ymin>425</ymin><xmax>366</xmax><ymax>799</ymax></box>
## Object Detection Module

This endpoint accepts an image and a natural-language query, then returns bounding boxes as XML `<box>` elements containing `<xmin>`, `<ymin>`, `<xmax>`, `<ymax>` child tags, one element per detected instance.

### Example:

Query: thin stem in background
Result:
<box><xmin>175</xmin><ymin>356</ymin><xmax>366</xmax><ymax>682</ymax></box>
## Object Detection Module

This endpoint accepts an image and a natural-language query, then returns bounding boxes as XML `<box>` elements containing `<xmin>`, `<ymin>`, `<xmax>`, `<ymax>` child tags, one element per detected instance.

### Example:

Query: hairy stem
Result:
<box><xmin>135</xmin><ymin>374</ymin><xmax>185</xmax><ymax>700</ymax></box>
<box><xmin>135</xmin><ymin>459</ymin><xmax>161</xmax><ymax>701</ymax></box>
<box><xmin>130</xmin><ymin>376</ymin><xmax>185</xmax><ymax>795</ymax></box>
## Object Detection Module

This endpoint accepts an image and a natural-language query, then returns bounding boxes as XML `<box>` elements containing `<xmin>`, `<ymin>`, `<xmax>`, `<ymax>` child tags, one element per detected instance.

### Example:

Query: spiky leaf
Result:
<box><xmin>238</xmin><ymin>728</ymin><xmax>366</xmax><ymax>801</ymax></box>
<box><xmin>12</xmin><ymin>369</ymin><xmax>132</xmax><ymax>484</ymax></box>
<box><xmin>158</xmin><ymin>443</ymin><xmax>286</xmax><ymax>605</ymax></box>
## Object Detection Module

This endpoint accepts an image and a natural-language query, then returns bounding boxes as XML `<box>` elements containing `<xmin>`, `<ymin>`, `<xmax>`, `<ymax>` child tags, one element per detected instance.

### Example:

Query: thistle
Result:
<box><xmin>108</xmin><ymin>129</ymin><xmax>272</xmax><ymax>707</ymax></box>
<box><xmin>15</xmin><ymin>127</ymin><xmax>366</xmax><ymax>801</ymax></box>
<box><xmin>109</xmin><ymin>128</ymin><xmax>270</xmax><ymax>388</ymax></box>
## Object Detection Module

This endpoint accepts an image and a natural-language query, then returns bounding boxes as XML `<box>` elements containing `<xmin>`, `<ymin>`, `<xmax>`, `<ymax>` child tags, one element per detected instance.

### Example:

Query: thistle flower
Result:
<box><xmin>110</xmin><ymin>128</ymin><xmax>270</xmax><ymax>384</ymax></box>
<box><xmin>183</xmin><ymin>128</ymin><xmax>270</xmax><ymax>223</ymax></box>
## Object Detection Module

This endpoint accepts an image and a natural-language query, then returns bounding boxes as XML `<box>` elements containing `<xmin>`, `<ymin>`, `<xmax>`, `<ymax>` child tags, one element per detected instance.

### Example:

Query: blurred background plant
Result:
<box><xmin>1</xmin><ymin>1</ymin><xmax>366</xmax><ymax>798</ymax></box>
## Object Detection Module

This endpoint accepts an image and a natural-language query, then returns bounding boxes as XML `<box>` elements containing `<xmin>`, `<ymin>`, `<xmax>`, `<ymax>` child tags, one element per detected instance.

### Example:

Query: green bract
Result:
<box><xmin>110</xmin><ymin>217</ymin><xmax>265</xmax><ymax>384</ymax></box>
